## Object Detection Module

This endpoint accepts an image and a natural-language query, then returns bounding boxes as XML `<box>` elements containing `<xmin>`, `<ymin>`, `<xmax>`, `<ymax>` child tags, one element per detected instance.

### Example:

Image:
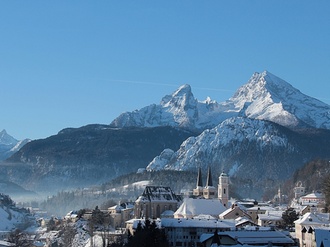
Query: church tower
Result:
<box><xmin>218</xmin><ymin>172</ymin><xmax>229</xmax><ymax>207</ymax></box>
<box><xmin>193</xmin><ymin>167</ymin><xmax>203</xmax><ymax>197</ymax></box>
<box><xmin>203</xmin><ymin>167</ymin><xmax>216</xmax><ymax>199</ymax></box>
<box><xmin>293</xmin><ymin>181</ymin><xmax>305</xmax><ymax>199</ymax></box>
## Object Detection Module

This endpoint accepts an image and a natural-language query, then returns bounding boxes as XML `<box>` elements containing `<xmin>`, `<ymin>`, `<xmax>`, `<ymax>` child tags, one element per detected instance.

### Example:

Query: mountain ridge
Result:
<box><xmin>3</xmin><ymin>71</ymin><xmax>330</xmax><ymax>199</ymax></box>
<box><xmin>111</xmin><ymin>71</ymin><xmax>330</xmax><ymax>131</ymax></box>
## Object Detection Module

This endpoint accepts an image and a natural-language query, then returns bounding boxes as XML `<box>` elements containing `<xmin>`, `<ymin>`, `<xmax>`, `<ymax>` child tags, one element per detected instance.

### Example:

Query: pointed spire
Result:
<box><xmin>206</xmin><ymin>166</ymin><xmax>213</xmax><ymax>187</ymax></box>
<box><xmin>211</xmin><ymin>230</ymin><xmax>221</xmax><ymax>245</ymax></box>
<box><xmin>196</xmin><ymin>167</ymin><xmax>203</xmax><ymax>187</ymax></box>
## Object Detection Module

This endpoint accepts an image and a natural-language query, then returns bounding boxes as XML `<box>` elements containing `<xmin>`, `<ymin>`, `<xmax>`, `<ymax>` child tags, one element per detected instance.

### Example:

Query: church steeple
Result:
<box><xmin>193</xmin><ymin>167</ymin><xmax>203</xmax><ymax>197</ymax></box>
<box><xmin>197</xmin><ymin>167</ymin><xmax>203</xmax><ymax>187</ymax></box>
<box><xmin>206</xmin><ymin>166</ymin><xmax>213</xmax><ymax>187</ymax></box>
<box><xmin>203</xmin><ymin>166</ymin><xmax>216</xmax><ymax>199</ymax></box>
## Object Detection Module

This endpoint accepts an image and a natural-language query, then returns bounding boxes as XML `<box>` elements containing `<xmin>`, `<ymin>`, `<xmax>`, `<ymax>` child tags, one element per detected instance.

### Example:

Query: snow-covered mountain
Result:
<box><xmin>3</xmin><ymin>71</ymin><xmax>330</xmax><ymax>199</ymax></box>
<box><xmin>0</xmin><ymin>130</ymin><xmax>30</xmax><ymax>161</ymax></box>
<box><xmin>111</xmin><ymin>71</ymin><xmax>330</xmax><ymax>131</ymax></box>
<box><xmin>146</xmin><ymin>117</ymin><xmax>330</xmax><ymax>198</ymax></box>
<box><xmin>228</xmin><ymin>71</ymin><xmax>330</xmax><ymax>129</ymax></box>
<box><xmin>110</xmin><ymin>84</ymin><xmax>233</xmax><ymax>130</ymax></box>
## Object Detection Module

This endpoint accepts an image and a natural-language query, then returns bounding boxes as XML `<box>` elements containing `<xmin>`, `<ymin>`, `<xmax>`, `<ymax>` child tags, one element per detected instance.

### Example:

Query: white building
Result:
<box><xmin>161</xmin><ymin>217</ymin><xmax>235</xmax><ymax>247</ymax></box>
<box><xmin>174</xmin><ymin>198</ymin><xmax>226</xmax><ymax>219</ymax></box>
<box><xmin>257</xmin><ymin>210</ymin><xmax>284</xmax><ymax>227</ymax></box>
<box><xmin>300</xmin><ymin>192</ymin><xmax>325</xmax><ymax>207</ymax></box>
<box><xmin>218</xmin><ymin>172</ymin><xmax>229</xmax><ymax>207</ymax></box>
<box><xmin>294</xmin><ymin>212</ymin><xmax>330</xmax><ymax>247</ymax></box>
<box><xmin>200</xmin><ymin>227</ymin><xmax>296</xmax><ymax>247</ymax></box>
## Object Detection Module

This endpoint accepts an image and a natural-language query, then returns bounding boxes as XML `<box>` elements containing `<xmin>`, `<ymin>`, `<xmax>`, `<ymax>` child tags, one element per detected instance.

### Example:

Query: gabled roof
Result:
<box><xmin>136</xmin><ymin>186</ymin><xmax>181</xmax><ymax>203</ymax></box>
<box><xmin>161</xmin><ymin>217</ymin><xmax>235</xmax><ymax>229</ymax></box>
<box><xmin>174</xmin><ymin>198</ymin><xmax>226</xmax><ymax>218</ymax></box>
<box><xmin>200</xmin><ymin>229</ymin><xmax>295</xmax><ymax>245</ymax></box>
<box><xmin>294</xmin><ymin>212</ymin><xmax>330</xmax><ymax>226</ymax></box>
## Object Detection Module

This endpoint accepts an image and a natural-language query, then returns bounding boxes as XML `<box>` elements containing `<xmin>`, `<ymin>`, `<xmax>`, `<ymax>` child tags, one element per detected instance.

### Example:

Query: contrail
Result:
<box><xmin>106</xmin><ymin>79</ymin><xmax>235</xmax><ymax>93</ymax></box>
<box><xmin>106</xmin><ymin>79</ymin><xmax>179</xmax><ymax>88</ymax></box>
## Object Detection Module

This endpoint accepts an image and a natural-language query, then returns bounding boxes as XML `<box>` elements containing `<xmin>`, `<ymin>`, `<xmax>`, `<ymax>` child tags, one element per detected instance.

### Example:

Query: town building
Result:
<box><xmin>162</xmin><ymin>217</ymin><xmax>234</xmax><ymax>247</ymax></box>
<box><xmin>300</xmin><ymin>192</ymin><xmax>325</xmax><ymax>207</ymax></box>
<box><xmin>293</xmin><ymin>181</ymin><xmax>306</xmax><ymax>199</ymax></box>
<box><xmin>200</xmin><ymin>227</ymin><xmax>296</xmax><ymax>247</ymax></box>
<box><xmin>294</xmin><ymin>212</ymin><xmax>330</xmax><ymax>247</ymax></box>
<box><xmin>257</xmin><ymin>210</ymin><xmax>284</xmax><ymax>227</ymax></box>
<box><xmin>219</xmin><ymin>204</ymin><xmax>251</xmax><ymax>220</ymax></box>
<box><xmin>108</xmin><ymin>203</ymin><xmax>134</xmax><ymax>228</ymax></box>
<box><xmin>174</xmin><ymin>198</ymin><xmax>226</xmax><ymax>219</ymax></box>
<box><xmin>134</xmin><ymin>186</ymin><xmax>182</xmax><ymax>219</ymax></box>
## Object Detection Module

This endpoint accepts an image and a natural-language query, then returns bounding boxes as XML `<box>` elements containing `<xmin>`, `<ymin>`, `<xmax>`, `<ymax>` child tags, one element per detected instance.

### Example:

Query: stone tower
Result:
<box><xmin>193</xmin><ymin>167</ymin><xmax>203</xmax><ymax>197</ymax></box>
<box><xmin>203</xmin><ymin>167</ymin><xmax>216</xmax><ymax>199</ymax></box>
<box><xmin>218</xmin><ymin>172</ymin><xmax>229</xmax><ymax>207</ymax></box>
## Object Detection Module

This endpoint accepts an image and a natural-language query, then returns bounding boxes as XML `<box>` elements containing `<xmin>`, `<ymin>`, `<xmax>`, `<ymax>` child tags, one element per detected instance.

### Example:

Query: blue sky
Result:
<box><xmin>1</xmin><ymin>1</ymin><xmax>330</xmax><ymax>140</ymax></box>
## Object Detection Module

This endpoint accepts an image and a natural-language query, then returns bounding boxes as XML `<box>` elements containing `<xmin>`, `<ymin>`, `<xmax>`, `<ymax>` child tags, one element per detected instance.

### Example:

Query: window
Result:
<box><xmin>224</xmin><ymin>188</ymin><xmax>226</xmax><ymax>194</ymax></box>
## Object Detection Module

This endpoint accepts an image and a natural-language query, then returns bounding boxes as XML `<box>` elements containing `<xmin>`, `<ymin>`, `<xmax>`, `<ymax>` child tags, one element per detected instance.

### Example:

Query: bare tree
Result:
<box><xmin>59</xmin><ymin>222</ymin><xmax>77</xmax><ymax>247</ymax></box>
<box><xmin>8</xmin><ymin>229</ymin><xmax>32</xmax><ymax>247</ymax></box>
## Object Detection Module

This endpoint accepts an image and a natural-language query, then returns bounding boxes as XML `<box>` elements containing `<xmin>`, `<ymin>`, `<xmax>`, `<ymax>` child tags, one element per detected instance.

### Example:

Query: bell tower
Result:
<box><xmin>218</xmin><ymin>172</ymin><xmax>229</xmax><ymax>207</ymax></box>
<box><xmin>203</xmin><ymin>167</ymin><xmax>216</xmax><ymax>199</ymax></box>
<box><xmin>193</xmin><ymin>167</ymin><xmax>203</xmax><ymax>197</ymax></box>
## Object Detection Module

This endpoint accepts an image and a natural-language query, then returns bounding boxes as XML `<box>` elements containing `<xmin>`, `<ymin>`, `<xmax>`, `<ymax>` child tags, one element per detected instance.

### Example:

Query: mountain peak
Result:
<box><xmin>229</xmin><ymin>71</ymin><xmax>330</xmax><ymax>129</ymax></box>
<box><xmin>160</xmin><ymin>84</ymin><xmax>194</xmax><ymax>107</ymax></box>
<box><xmin>0</xmin><ymin>129</ymin><xmax>7</xmax><ymax>136</ymax></box>
<box><xmin>0</xmin><ymin>129</ymin><xmax>17</xmax><ymax>145</ymax></box>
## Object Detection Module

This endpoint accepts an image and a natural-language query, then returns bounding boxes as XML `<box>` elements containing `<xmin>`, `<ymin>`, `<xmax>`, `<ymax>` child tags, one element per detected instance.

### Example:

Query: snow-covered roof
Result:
<box><xmin>0</xmin><ymin>240</ymin><xmax>14</xmax><ymax>247</ymax></box>
<box><xmin>174</xmin><ymin>198</ymin><xmax>226</xmax><ymax>218</ymax></box>
<box><xmin>258</xmin><ymin>213</ymin><xmax>282</xmax><ymax>221</ymax></box>
<box><xmin>294</xmin><ymin>212</ymin><xmax>330</xmax><ymax>226</ymax></box>
<box><xmin>160</xmin><ymin>210</ymin><xmax>174</xmax><ymax>217</ymax></box>
<box><xmin>235</xmin><ymin>217</ymin><xmax>256</xmax><ymax>227</ymax></box>
<box><xmin>246</xmin><ymin>205</ymin><xmax>275</xmax><ymax>212</ymax></box>
<box><xmin>161</xmin><ymin>218</ymin><xmax>235</xmax><ymax>229</ymax></box>
<box><xmin>301</xmin><ymin>192</ymin><xmax>325</xmax><ymax>199</ymax></box>
<box><xmin>200</xmin><ymin>229</ymin><xmax>295</xmax><ymax>245</ymax></box>
<box><xmin>109</xmin><ymin>205</ymin><xmax>124</xmax><ymax>211</ymax></box>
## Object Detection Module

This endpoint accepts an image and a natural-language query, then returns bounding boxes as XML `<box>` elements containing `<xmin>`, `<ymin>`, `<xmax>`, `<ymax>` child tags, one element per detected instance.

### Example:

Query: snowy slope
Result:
<box><xmin>228</xmin><ymin>71</ymin><xmax>330</xmax><ymax>129</ymax></box>
<box><xmin>110</xmin><ymin>84</ymin><xmax>233</xmax><ymax>130</ymax></box>
<box><xmin>147</xmin><ymin>117</ymin><xmax>295</xmax><ymax>172</ymax></box>
<box><xmin>0</xmin><ymin>130</ymin><xmax>30</xmax><ymax>161</ymax></box>
<box><xmin>146</xmin><ymin>116</ymin><xmax>330</xmax><ymax>198</ymax></box>
<box><xmin>110</xmin><ymin>71</ymin><xmax>330</xmax><ymax>131</ymax></box>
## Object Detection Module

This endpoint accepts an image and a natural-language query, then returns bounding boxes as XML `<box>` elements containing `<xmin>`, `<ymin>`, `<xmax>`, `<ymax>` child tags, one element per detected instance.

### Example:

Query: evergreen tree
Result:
<box><xmin>281</xmin><ymin>208</ymin><xmax>299</xmax><ymax>229</ymax></box>
<box><xmin>322</xmin><ymin>174</ymin><xmax>330</xmax><ymax>211</ymax></box>
<box><xmin>126</xmin><ymin>219</ymin><xmax>169</xmax><ymax>247</ymax></box>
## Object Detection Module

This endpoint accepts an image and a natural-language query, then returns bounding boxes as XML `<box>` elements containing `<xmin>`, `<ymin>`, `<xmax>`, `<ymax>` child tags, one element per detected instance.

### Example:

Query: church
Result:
<box><xmin>192</xmin><ymin>167</ymin><xmax>229</xmax><ymax>207</ymax></box>
<box><xmin>174</xmin><ymin>168</ymin><xmax>230</xmax><ymax>219</ymax></box>
<box><xmin>133</xmin><ymin>168</ymin><xmax>230</xmax><ymax>220</ymax></box>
